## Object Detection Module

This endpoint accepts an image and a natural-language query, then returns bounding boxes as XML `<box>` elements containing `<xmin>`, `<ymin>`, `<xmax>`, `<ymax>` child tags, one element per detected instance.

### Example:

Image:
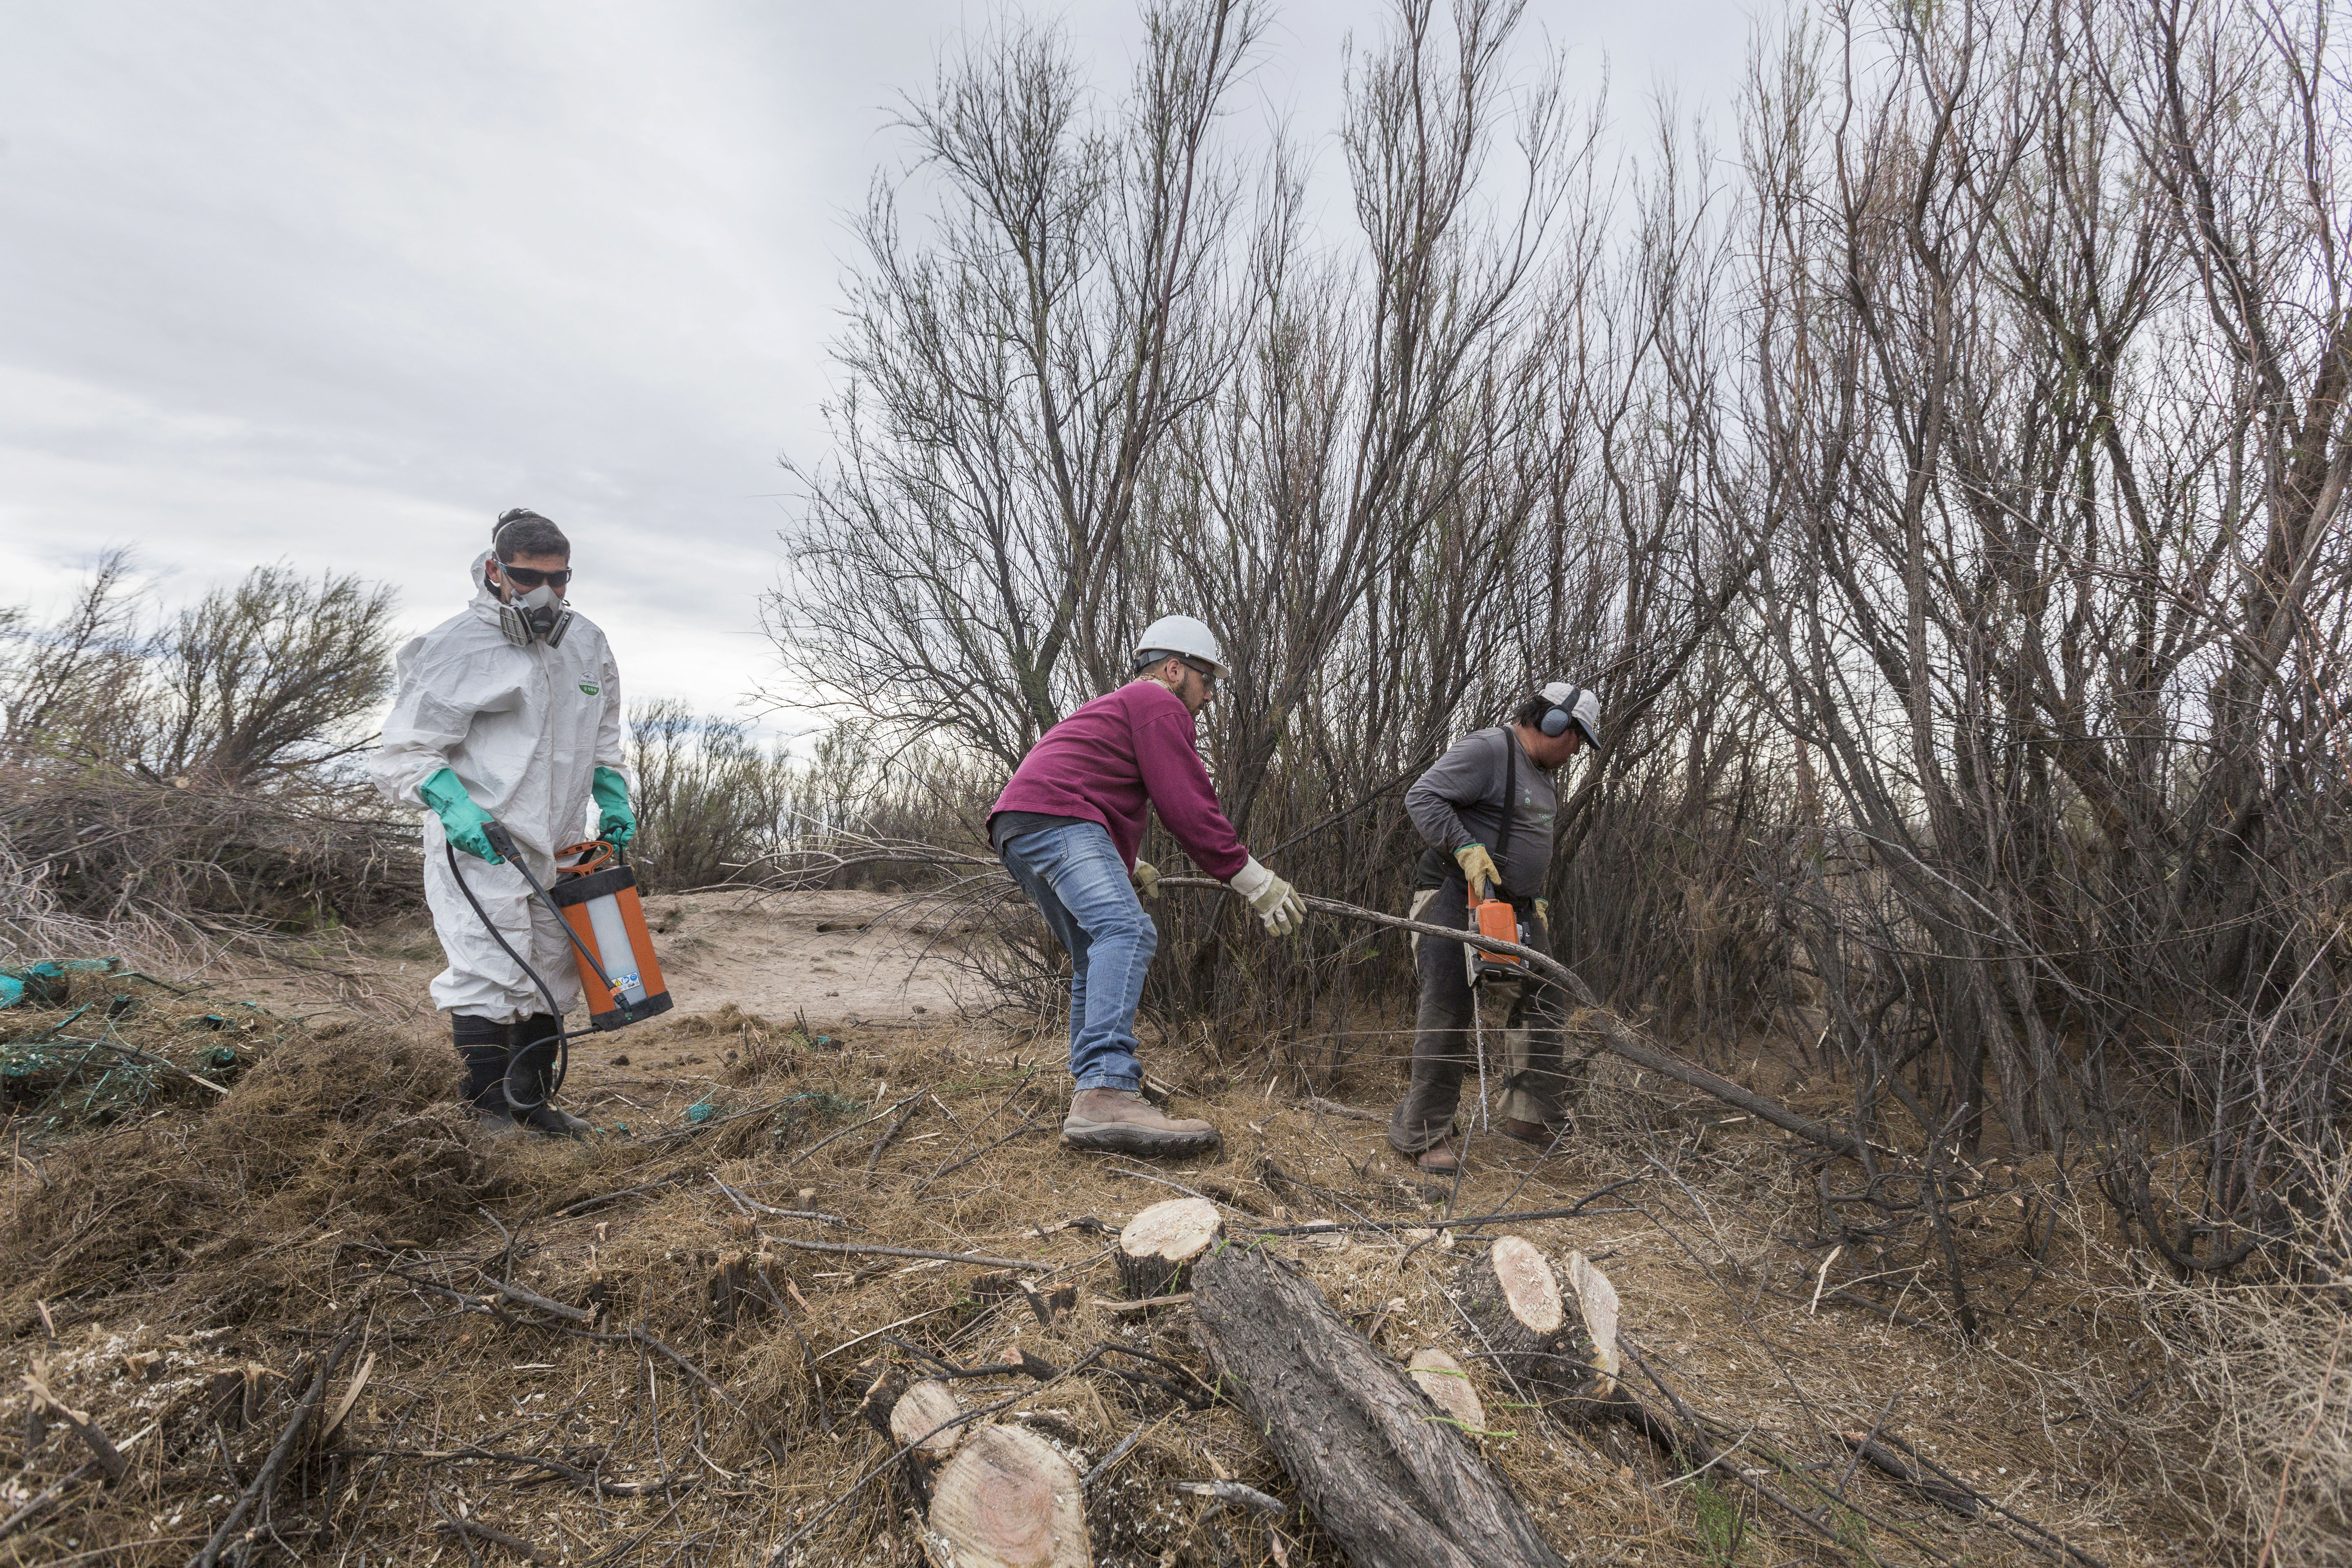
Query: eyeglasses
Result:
<box><xmin>497</xmin><ymin>563</ymin><xmax>572</xmax><ymax>590</ymax></box>
<box><xmin>1178</xmin><ymin>657</ymin><xmax>1219</xmax><ymax>687</ymax></box>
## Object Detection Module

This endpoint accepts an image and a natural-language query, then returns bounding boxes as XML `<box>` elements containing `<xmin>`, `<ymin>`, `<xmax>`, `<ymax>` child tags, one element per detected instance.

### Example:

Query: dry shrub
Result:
<box><xmin>0</xmin><ymin>763</ymin><xmax>421</xmax><ymax>951</ymax></box>
<box><xmin>2143</xmin><ymin>1137</ymin><xmax>2352</xmax><ymax>1565</ymax></box>
<box><xmin>0</xmin><ymin>829</ymin><xmax>160</xmax><ymax>967</ymax></box>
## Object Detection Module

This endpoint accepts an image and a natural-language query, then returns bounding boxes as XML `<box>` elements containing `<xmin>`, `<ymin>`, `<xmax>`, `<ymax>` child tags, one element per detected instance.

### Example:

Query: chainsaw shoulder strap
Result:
<box><xmin>1491</xmin><ymin>727</ymin><xmax>1518</xmax><ymax>888</ymax></box>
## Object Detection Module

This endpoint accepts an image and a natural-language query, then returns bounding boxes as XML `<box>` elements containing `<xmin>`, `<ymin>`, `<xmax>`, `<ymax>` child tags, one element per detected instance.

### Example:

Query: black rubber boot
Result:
<box><xmin>452</xmin><ymin>1014</ymin><xmax>520</xmax><ymax>1138</ymax></box>
<box><xmin>506</xmin><ymin>1013</ymin><xmax>589</xmax><ymax>1139</ymax></box>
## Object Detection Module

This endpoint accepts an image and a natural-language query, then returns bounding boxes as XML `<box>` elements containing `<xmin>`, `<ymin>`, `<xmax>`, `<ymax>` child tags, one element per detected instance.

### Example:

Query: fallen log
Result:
<box><xmin>1193</xmin><ymin>1238</ymin><xmax>1566</xmax><ymax>1568</ymax></box>
<box><xmin>924</xmin><ymin>1423</ymin><xmax>1088</xmax><ymax>1568</ymax></box>
<box><xmin>1116</xmin><ymin>1198</ymin><xmax>1222</xmax><ymax>1298</ymax></box>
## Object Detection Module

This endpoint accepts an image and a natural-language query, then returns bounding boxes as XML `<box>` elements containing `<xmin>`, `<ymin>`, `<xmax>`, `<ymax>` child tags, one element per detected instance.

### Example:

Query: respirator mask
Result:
<box><xmin>491</xmin><ymin>566</ymin><xmax>574</xmax><ymax>648</ymax></box>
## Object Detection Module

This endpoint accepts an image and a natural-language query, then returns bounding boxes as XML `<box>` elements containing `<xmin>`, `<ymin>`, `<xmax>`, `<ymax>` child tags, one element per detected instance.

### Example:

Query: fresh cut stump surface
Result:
<box><xmin>888</xmin><ymin>1378</ymin><xmax>965</xmax><ymax>1461</ymax></box>
<box><xmin>1193</xmin><ymin>1240</ymin><xmax>1566</xmax><ymax>1568</ymax></box>
<box><xmin>924</xmin><ymin>1423</ymin><xmax>1089</xmax><ymax>1568</ymax></box>
<box><xmin>1115</xmin><ymin>1196</ymin><xmax>1222</xmax><ymax>1299</ymax></box>
<box><xmin>1407</xmin><ymin>1348</ymin><xmax>1486</xmax><ymax>1432</ymax></box>
<box><xmin>1452</xmin><ymin>1235</ymin><xmax>1566</xmax><ymax>1391</ymax></box>
<box><xmin>1555</xmin><ymin>1250</ymin><xmax>1623</xmax><ymax>1403</ymax></box>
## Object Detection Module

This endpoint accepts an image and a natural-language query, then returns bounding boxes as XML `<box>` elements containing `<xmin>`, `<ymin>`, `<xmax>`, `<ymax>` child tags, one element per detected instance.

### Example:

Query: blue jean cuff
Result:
<box><xmin>1074</xmin><ymin>1072</ymin><xmax>1143</xmax><ymax>1094</ymax></box>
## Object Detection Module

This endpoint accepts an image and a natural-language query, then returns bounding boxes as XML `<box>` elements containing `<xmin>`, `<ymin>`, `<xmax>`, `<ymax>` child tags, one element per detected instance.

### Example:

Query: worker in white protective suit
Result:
<box><xmin>369</xmin><ymin>508</ymin><xmax>636</xmax><ymax>1138</ymax></box>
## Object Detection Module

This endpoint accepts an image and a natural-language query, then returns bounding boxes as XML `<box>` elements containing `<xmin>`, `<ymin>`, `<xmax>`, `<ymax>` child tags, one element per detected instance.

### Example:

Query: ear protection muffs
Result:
<box><xmin>1535</xmin><ymin>682</ymin><xmax>1601</xmax><ymax>749</ymax></box>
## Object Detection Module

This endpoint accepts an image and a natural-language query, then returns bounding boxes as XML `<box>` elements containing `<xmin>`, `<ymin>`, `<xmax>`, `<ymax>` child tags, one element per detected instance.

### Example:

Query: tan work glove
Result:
<box><xmin>1227</xmin><ymin>856</ymin><xmax>1306</xmax><ymax>936</ymax></box>
<box><xmin>1454</xmin><ymin>843</ymin><xmax>1501</xmax><ymax>901</ymax></box>
<box><xmin>1131</xmin><ymin>860</ymin><xmax>1160</xmax><ymax>900</ymax></box>
<box><xmin>1533</xmin><ymin>898</ymin><xmax>1550</xmax><ymax>927</ymax></box>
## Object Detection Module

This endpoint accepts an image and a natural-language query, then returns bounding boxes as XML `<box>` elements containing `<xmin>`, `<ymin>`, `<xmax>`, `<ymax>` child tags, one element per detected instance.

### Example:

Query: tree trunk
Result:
<box><xmin>1116</xmin><ymin>1197</ymin><xmax>1221</xmax><ymax>1298</ymax></box>
<box><xmin>924</xmin><ymin>1423</ymin><xmax>1089</xmax><ymax>1568</ymax></box>
<box><xmin>1193</xmin><ymin>1239</ymin><xmax>1567</xmax><ymax>1568</ymax></box>
<box><xmin>1451</xmin><ymin>1236</ymin><xmax>1566</xmax><ymax>1391</ymax></box>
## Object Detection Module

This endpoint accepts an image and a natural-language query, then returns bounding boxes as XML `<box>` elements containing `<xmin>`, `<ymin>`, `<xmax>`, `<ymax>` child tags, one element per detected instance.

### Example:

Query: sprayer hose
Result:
<box><xmin>444</xmin><ymin>841</ymin><xmax>568</xmax><ymax>1109</ymax></box>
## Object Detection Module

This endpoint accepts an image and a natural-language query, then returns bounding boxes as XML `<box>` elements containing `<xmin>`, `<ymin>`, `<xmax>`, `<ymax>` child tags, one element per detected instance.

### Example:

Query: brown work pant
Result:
<box><xmin>1387</xmin><ymin>882</ymin><xmax>1572</xmax><ymax>1154</ymax></box>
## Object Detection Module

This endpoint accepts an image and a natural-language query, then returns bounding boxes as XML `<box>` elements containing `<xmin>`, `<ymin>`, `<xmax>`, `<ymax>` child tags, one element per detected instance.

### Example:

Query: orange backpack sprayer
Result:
<box><xmin>452</xmin><ymin>823</ymin><xmax>672</xmax><ymax>1116</ymax></box>
<box><xmin>546</xmin><ymin>840</ymin><xmax>673</xmax><ymax>1029</ymax></box>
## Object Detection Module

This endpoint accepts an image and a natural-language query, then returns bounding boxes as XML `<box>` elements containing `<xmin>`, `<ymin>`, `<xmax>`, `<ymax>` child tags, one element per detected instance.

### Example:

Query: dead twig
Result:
<box><xmin>19</xmin><ymin>1367</ymin><xmax>125</xmax><ymax>1482</ymax></box>
<box><xmin>435</xmin><ymin>1517</ymin><xmax>552</xmax><ymax>1562</ymax></box>
<box><xmin>919</xmin><ymin>1123</ymin><xmax>1049</xmax><ymax>1188</ymax></box>
<box><xmin>783</xmin><ymin>1092</ymin><xmax>924</xmax><ymax>1168</ymax></box>
<box><xmin>864</xmin><ymin>1096</ymin><xmax>925</xmax><ymax>1181</ymax></box>
<box><xmin>479</xmin><ymin>1277</ymin><xmax>595</xmax><ymax>1323</ymax></box>
<box><xmin>755</xmin><ymin>1234</ymin><xmax>1055</xmax><ymax>1272</ymax></box>
<box><xmin>189</xmin><ymin>1323</ymin><xmax>360</xmax><ymax>1568</ymax></box>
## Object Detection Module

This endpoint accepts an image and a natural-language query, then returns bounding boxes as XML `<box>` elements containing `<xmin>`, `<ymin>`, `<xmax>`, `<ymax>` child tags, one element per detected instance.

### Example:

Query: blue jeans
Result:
<box><xmin>999</xmin><ymin>821</ymin><xmax>1156</xmax><ymax>1093</ymax></box>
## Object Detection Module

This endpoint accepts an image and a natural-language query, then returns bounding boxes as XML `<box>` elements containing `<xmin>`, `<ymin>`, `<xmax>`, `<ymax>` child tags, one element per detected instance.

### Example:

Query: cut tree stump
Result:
<box><xmin>1561</xmin><ymin>1251</ymin><xmax>1621</xmax><ymax>1395</ymax></box>
<box><xmin>924</xmin><ymin>1423</ymin><xmax>1089</xmax><ymax>1568</ymax></box>
<box><xmin>1116</xmin><ymin>1197</ymin><xmax>1222</xmax><ymax>1299</ymax></box>
<box><xmin>1527</xmin><ymin>1250</ymin><xmax>1624</xmax><ymax>1419</ymax></box>
<box><xmin>889</xmin><ymin>1379</ymin><xmax>967</xmax><ymax>1462</ymax></box>
<box><xmin>1451</xmin><ymin>1236</ymin><xmax>1566</xmax><ymax>1391</ymax></box>
<box><xmin>1406</xmin><ymin>1348</ymin><xmax>1486</xmax><ymax>1432</ymax></box>
<box><xmin>1193</xmin><ymin>1239</ymin><xmax>1566</xmax><ymax>1568</ymax></box>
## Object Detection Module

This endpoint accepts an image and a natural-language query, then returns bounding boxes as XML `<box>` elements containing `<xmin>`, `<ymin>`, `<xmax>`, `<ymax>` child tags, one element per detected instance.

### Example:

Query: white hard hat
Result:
<box><xmin>1537</xmin><ymin>681</ymin><xmax>1602</xmax><ymax>751</ymax></box>
<box><xmin>1132</xmin><ymin>615</ymin><xmax>1228</xmax><ymax>679</ymax></box>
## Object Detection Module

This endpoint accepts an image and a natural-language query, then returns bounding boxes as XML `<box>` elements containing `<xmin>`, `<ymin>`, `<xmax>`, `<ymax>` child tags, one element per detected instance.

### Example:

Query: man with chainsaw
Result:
<box><xmin>1388</xmin><ymin>681</ymin><xmax>1601</xmax><ymax>1173</ymax></box>
<box><xmin>369</xmin><ymin>508</ymin><xmax>635</xmax><ymax>1138</ymax></box>
<box><xmin>989</xmin><ymin>616</ymin><xmax>1307</xmax><ymax>1159</ymax></box>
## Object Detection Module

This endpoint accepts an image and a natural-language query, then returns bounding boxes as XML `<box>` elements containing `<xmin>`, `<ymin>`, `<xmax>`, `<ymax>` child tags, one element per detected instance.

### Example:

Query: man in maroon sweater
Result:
<box><xmin>989</xmin><ymin>615</ymin><xmax>1305</xmax><ymax>1156</ymax></box>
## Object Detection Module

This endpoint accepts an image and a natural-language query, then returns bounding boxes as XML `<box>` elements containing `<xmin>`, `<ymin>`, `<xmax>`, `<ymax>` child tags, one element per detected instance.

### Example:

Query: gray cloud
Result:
<box><xmin>0</xmin><ymin>0</ymin><xmax>1747</xmax><ymax>742</ymax></box>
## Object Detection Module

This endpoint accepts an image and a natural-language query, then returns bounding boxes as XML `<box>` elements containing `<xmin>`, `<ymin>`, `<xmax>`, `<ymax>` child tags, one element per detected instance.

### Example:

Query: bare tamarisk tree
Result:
<box><xmin>775</xmin><ymin>0</ymin><xmax>1264</xmax><ymax>767</ymax></box>
<box><xmin>1726</xmin><ymin>0</ymin><xmax>2351</xmax><ymax>1254</ymax></box>
<box><xmin>775</xmin><ymin>0</ymin><xmax>1761</xmax><ymax>1047</ymax></box>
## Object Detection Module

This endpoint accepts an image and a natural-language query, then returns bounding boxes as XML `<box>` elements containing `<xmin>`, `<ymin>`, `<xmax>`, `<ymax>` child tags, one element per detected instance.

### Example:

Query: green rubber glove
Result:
<box><xmin>418</xmin><ymin>767</ymin><xmax>502</xmax><ymax>863</ymax></box>
<box><xmin>592</xmin><ymin>765</ymin><xmax>637</xmax><ymax>849</ymax></box>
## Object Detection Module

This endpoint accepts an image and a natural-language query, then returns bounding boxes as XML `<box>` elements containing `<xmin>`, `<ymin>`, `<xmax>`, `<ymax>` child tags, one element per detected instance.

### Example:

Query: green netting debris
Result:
<box><xmin>0</xmin><ymin>959</ymin><xmax>292</xmax><ymax>1139</ymax></box>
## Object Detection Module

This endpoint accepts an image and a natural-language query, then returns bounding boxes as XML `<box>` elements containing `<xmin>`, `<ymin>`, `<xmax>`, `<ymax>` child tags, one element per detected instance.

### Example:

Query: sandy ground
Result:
<box><xmin>225</xmin><ymin>886</ymin><xmax>981</xmax><ymax>1040</ymax></box>
<box><xmin>640</xmin><ymin>888</ymin><xmax>980</xmax><ymax>1026</ymax></box>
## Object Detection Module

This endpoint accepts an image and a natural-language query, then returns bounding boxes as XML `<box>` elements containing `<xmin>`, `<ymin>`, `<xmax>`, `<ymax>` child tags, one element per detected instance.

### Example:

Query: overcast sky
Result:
<box><xmin>0</xmin><ymin>0</ymin><xmax>1752</xmax><ymax>746</ymax></box>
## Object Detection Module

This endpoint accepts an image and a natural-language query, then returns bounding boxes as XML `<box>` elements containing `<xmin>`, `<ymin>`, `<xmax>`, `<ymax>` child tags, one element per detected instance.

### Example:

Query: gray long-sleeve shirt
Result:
<box><xmin>1405</xmin><ymin>726</ymin><xmax>1558</xmax><ymax>898</ymax></box>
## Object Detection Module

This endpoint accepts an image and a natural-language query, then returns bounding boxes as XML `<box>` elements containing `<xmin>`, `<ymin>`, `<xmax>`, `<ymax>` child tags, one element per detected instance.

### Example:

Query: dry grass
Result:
<box><xmin>0</xmin><ymin>968</ymin><xmax>2223</xmax><ymax>1568</ymax></box>
<box><xmin>2126</xmin><ymin>1140</ymin><xmax>2352</xmax><ymax>1566</ymax></box>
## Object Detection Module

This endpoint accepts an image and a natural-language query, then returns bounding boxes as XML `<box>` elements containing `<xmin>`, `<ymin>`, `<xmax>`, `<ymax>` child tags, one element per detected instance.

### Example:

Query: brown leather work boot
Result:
<box><xmin>1062</xmin><ymin>1088</ymin><xmax>1222</xmax><ymax>1158</ymax></box>
<box><xmin>1501</xmin><ymin>1117</ymin><xmax>1558</xmax><ymax>1149</ymax></box>
<box><xmin>1415</xmin><ymin>1137</ymin><xmax>1460</xmax><ymax>1174</ymax></box>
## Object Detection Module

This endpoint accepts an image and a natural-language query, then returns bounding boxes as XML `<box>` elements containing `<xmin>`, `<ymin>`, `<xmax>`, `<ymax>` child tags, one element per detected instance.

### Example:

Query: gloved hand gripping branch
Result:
<box><xmin>1227</xmin><ymin>855</ymin><xmax>1306</xmax><ymax>935</ymax></box>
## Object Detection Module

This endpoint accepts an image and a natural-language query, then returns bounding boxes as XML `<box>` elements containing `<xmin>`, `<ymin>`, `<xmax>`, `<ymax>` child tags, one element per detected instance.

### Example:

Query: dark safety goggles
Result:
<box><xmin>1178</xmin><ymin>657</ymin><xmax>1219</xmax><ymax>687</ymax></box>
<box><xmin>497</xmin><ymin>563</ymin><xmax>573</xmax><ymax>590</ymax></box>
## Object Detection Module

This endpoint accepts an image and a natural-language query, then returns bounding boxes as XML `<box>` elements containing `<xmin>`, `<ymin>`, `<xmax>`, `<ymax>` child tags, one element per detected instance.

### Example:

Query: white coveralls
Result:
<box><xmin>369</xmin><ymin>552</ymin><xmax>627</xmax><ymax>1024</ymax></box>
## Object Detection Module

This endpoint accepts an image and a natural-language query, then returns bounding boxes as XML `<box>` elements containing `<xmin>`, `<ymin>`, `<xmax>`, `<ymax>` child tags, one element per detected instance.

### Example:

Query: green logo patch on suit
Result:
<box><xmin>580</xmin><ymin>683</ymin><xmax>601</xmax><ymax>696</ymax></box>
